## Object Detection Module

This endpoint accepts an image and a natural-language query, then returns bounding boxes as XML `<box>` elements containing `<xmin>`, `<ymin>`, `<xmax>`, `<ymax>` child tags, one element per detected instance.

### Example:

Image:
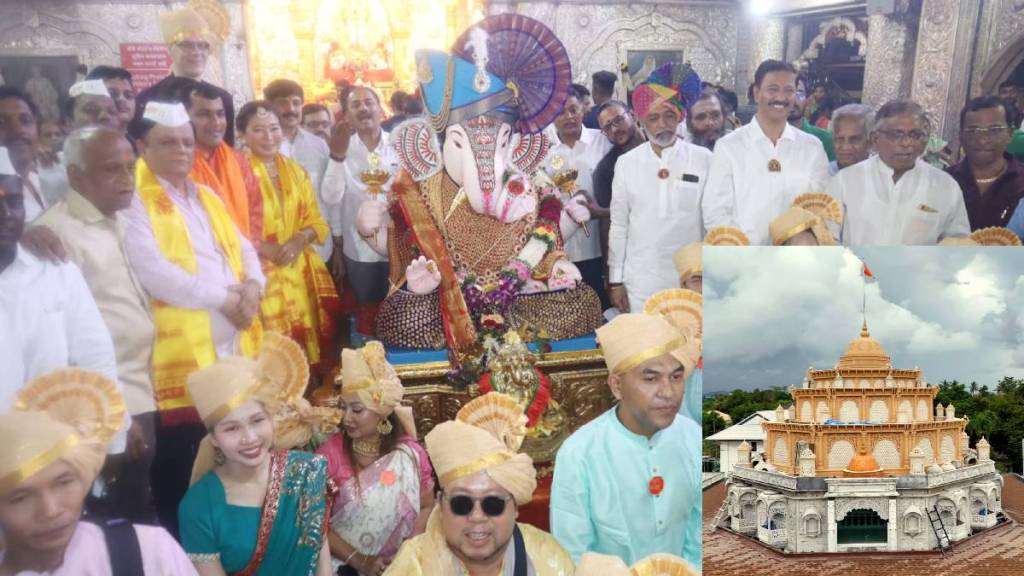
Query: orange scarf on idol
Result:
<box><xmin>191</xmin><ymin>143</ymin><xmax>252</xmax><ymax>237</ymax></box>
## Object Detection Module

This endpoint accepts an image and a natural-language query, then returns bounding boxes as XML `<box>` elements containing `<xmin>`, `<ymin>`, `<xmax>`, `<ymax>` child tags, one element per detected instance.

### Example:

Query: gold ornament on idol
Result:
<box><xmin>360</xmin><ymin>152</ymin><xmax>390</xmax><ymax>196</ymax></box>
<box><xmin>768</xmin><ymin>159</ymin><xmax>782</xmax><ymax>172</ymax></box>
<box><xmin>548</xmin><ymin>154</ymin><xmax>591</xmax><ymax>238</ymax></box>
<box><xmin>353</xmin><ymin>436</ymin><xmax>381</xmax><ymax>458</ymax></box>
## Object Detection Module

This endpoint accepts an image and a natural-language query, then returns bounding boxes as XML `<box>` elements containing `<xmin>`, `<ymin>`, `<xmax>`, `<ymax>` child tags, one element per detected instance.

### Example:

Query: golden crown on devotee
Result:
<box><xmin>969</xmin><ymin>226</ymin><xmax>1022</xmax><ymax>246</ymax></box>
<box><xmin>16</xmin><ymin>369</ymin><xmax>126</xmax><ymax>445</ymax></box>
<box><xmin>792</xmin><ymin>192</ymin><xmax>843</xmax><ymax>225</ymax></box>
<box><xmin>630</xmin><ymin>553</ymin><xmax>699</xmax><ymax>576</ymax></box>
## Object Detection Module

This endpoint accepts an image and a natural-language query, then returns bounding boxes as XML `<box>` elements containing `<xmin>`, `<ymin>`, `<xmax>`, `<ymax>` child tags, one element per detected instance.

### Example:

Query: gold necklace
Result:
<box><xmin>975</xmin><ymin>161</ymin><xmax>1007</xmax><ymax>184</ymax></box>
<box><xmin>353</xmin><ymin>437</ymin><xmax>381</xmax><ymax>458</ymax></box>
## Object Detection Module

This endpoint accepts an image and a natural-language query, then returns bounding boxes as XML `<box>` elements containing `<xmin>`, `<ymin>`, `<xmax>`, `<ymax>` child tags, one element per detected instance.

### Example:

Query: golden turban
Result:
<box><xmin>1</xmin><ymin>369</ymin><xmax>125</xmax><ymax>494</ymax></box>
<box><xmin>769</xmin><ymin>206</ymin><xmax>836</xmax><ymax>246</ymax></box>
<box><xmin>576</xmin><ymin>553</ymin><xmax>630</xmax><ymax>576</ymax></box>
<box><xmin>596</xmin><ymin>313</ymin><xmax>698</xmax><ymax>380</ymax></box>
<box><xmin>188</xmin><ymin>333</ymin><xmax>341</xmax><ymax>483</ymax></box>
<box><xmin>339</xmin><ymin>341</ymin><xmax>416</xmax><ymax>436</ymax></box>
<box><xmin>425</xmin><ymin>393</ymin><xmax>536</xmax><ymax>506</ymax></box>
<box><xmin>644</xmin><ymin>288</ymin><xmax>702</xmax><ymax>351</ymax></box>
<box><xmin>159</xmin><ymin>7</ymin><xmax>219</xmax><ymax>47</ymax></box>
<box><xmin>673</xmin><ymin>242</ymin><xmax>702</xmax><ymax>286</ymax></box>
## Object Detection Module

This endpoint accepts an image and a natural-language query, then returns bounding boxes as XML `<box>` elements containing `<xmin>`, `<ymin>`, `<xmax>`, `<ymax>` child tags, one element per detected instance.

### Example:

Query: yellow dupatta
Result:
<box><xmin>249</xmin><ymin>153</ymin><xmax>337</xmax><ymax>365</ymax></box>
<box><xmin>135</xmin><ymin>159</ymin><xmax>262</xmax><ymax>421</ymax></box>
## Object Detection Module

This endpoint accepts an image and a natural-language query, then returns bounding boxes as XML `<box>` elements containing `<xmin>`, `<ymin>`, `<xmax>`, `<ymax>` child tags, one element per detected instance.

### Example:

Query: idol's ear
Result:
<box><xmin>509</xmin><ymin>132</ymin><xmax>551</xmax><ymax>175</ymax></box>
<box><xmin>391</xmin><ymin>117</ymin><xmax>443</xmax><ymax>182</ymax></box>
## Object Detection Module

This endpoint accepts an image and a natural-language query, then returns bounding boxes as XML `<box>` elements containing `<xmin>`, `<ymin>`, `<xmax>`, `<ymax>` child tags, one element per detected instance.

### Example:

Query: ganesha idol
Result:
<box><xmin>356</xmin><ymin>14</ymin><xmax>603</xmax><ymax>355</ymax></box>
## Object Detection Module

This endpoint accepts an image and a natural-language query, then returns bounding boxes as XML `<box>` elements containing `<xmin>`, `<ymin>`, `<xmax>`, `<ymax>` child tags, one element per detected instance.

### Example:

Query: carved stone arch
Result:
<box><xmin>800</xmin><ymin>400</ymin><xmax>812</xmax><ymax>422</ymax></box>
<box><xmin>801</xmin><ymin>509</ymin><xmax>821</xmax><ymax>537</ymax></box>
<box><xmin>980</xmin><ymin>33</ymin><xmax>1024</xmax><ymax>95</ymax></box>
<box><xmin>836</xmin><ymin>498</ymin><xmax>889</xmax><ymax>521</ymax></box>
<box><xmin>903</xmin><ymin>507</ymin><xmax>924</xmax><ymax>536</ymax></box>
<box><xmin>0</xmin><ymin>10</ymin><xmax>124</xmax><ymax>65</ymax></box>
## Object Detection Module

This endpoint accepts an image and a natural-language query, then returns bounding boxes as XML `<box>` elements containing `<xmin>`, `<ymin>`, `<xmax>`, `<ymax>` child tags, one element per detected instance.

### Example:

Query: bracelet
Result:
<box><xmin>608</xmin><ymin>282</ymin><xmax>623</xmax><ymax>288</ymax></box>
<box><xmin>330</xmin><ymin>154</ymin><xmax>347</xmax><ymax>163</ymax></box>
<box><xmin>344</xmin><ymin>549</ymin><xmax>359</xmax><ymax>564</ymax></box>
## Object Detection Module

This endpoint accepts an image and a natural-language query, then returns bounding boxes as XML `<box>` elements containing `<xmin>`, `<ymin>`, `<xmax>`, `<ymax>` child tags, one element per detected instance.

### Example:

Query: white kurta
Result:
<box><xmin>542</xmin><ymin>127</ymin><xmax>611</xmax><ymax>262</ymax></box>
<box><xmin>609</xmin><ymin>140</ymin><xmax>712</xmax><ymax>312</ymax></box>
<box><xmin>830</xmin><ymin>156</ymin><xmax>971</xmax><ymax>245</ymax></box>
<box><xmin>0</xmin><ymin>247</ymin><xmax>129</xmax><ymax>453</ymax></box>
<box><xmin>281</xmin><ymin>127</ymin><xmax>333</xmax><ymax>261</ymax></box>
<box><xmin>22</xmin><ymin>170</ymin><xmax>49</xmax><ymax>223</ymax></box>
<box><xmin>702</xmin><ymin>116</ymin><xmax>831</xmax><ymax>245</ymax></box>
<box><xmin>320</xmin><ymin>130</ymin><xmax>396</xmax><ymax>263</ymax></box>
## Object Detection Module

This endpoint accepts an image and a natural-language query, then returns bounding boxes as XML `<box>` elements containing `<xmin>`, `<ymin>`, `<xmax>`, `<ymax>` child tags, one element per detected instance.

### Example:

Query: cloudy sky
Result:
<box><xmin>702</xmin><ymin>247</ymin><xmax>1024</xmax><ymax>394</ymax></box>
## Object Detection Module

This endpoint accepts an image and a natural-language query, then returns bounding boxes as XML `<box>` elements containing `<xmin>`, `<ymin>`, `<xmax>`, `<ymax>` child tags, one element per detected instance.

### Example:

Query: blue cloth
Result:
<box><xmin>679</xmin><ymin>366</ymin><xmax>702</xmax><ymax>426</ymax></box>
<box><xmin>1009</xmin><ymin>202</ymin><xmax>1024</xmax><ymax>240</ymax></box>
<box><xmin>417</xmin><ymin>49</ymin><xmax>513</xmax><ymax>128</ymax></box>
<box><xmin>550</xmin><ymin>407</ymin><xmax>702</xmax><ymax>568</ymax></box>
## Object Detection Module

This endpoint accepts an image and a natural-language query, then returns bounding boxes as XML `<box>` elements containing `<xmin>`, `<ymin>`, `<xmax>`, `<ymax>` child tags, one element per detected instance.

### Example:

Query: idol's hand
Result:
<box><xmin>564</xmin><ymin>194</ymin><xmax>591</xmax><ymax>225</ymax></box>
<box><xmin>406</xmin><ymin>256</ymin><xmax>441</xmax><ymax>295</ymax></box>
<box><xmin>356</xmin><ymin>200</ymin><xmax>389</xmax><ymax>238</ymax></box>
<box><xmin>547</xmin><ymin>259</ymin><xmax>582</xmax><ymax>291</ymax></box>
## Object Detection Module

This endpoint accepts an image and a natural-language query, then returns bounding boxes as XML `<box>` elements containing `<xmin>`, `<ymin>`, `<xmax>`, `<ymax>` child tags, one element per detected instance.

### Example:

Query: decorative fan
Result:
<box><xmin>452</xmin><ymin>14</ymin><xmax>572</xmax><ymax>134</ymax></box>
<box><xmin>392</xmin><ymin>117</ymin><xmax>443</xmax><ymax>183</ymax></box>
<box><xmin>644</xmin><ymin>289</ymin><xmax>702</xmax><ymax>342</ymax></box>
<box><xmin>259</xmin><ymin>332</ymin><xmax>309</xmax><ymax>406</ymax></box>
<box><xmin>510</xmin><ymin>132</ymin><xmax>552</xmax><ymax>176</ymax></box>
<box><xmin>16</xmin><ymin>369</ymin><xmax>126</xmax><ymax>445</ymax></box>
<box><xmin>793</xmin><ymin>192</ymin><xmax>842</xmax><ymax>225</ymax></box>
<box><xmin>969</xmin><ymin>226</ymin><xmax>1022</xmax><ymax>246</ymax></box>
<box><xmin>274</xmin><ymin>398</ymin><xmax>342</xmax><ymax>452</ymax></box>
<box><xmin>457</xmin><ymin>393</ymin><xmax>528</xmax><ymax>452</ymax></box>
<box><xmin>630</xmin><ymin>554</ymin><xmax>699</xmax><ymax>576</ymax></box>
<box><xmin>704</xmin><ymin>226</ymin><xmax>751</xmax><ymax>246</ymax></box>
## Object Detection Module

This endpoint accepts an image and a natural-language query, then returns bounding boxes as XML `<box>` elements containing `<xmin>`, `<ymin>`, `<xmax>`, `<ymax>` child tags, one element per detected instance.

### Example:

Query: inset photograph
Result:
<box><xmin>701</xmin><ymin>246</ymin><xmax>1024</xmax><ymax>575</ymax></box>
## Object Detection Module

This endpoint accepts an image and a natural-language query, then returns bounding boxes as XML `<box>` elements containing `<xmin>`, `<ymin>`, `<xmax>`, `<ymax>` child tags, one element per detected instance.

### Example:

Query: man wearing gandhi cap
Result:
<box><xmin>68</xmin><ymin>79</ymin><xmax>119</xmax><ymax>132</ymax></box>
<box><xmin>607</xmin><ymin>64</ymin><xmax>712</xmax><ymax>314</ymax></box>
<box><xmin>123</xmin><ymin>100</ymin><xmax>265</xmax><ymax>535</ymax></box>
<box><xmin>550</xmin><ymin>313</ymin><xmax>702</xmax><ymax>568</ymax></box>
<box><xmin>134</xmin><ymin>6</ymin><xmax>237</xmax><ymax>146</ymax></box>
<box><xmin>385</xmin><ymin>393</ymin><xmax>575</xmax><ymax>575</ymax></box>
<box><xmin>0</xmin><ymin>369</ymin><xmax>196</xmax><ymax>574</ymax></box>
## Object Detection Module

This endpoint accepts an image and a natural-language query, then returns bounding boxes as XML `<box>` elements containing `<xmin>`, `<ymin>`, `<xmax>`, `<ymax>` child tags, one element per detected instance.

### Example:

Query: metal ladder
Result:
<box><xmin>708</xmin><ymin>499</ymin><xmax>730</xmax><ymax>532</ymax></box>
<box><xmin>927</xmin><ymin>507</ymin><xmax>953</xmax><ymax>555</ymax></box>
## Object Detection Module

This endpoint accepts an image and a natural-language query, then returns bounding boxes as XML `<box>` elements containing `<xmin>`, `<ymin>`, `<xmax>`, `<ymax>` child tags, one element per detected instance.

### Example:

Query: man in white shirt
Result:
<box><xmin>264</xmin><ymin>78</ymin><xmax>334</xmax><ymax>262</ymax></box>
<box><xmin>544</xmin><ymin>85</ymin><xmax>612</xmax><ymax>308</ymax></box>
<box><xmin>829</xmin><ymin>99</ymin><xmax>970</xmax><ymax>245</ymax></box>
<box><xmin>0</xmin><ymin>146</ymin><xmax>128</xmax><ymax>453</ymax></box>
<box><xmin>608</xmin><ymin>77</ymin><xmax>712</xmax><ymax>313</ymax></box>
<box><xmin>702</xmin><ymin>60</ymin><xmax>831</xmax><ymax>245</ymax></box>
<box><xmin>321</xmin><ymin>86</ymin><xmax>396</xmax><ymax>309</ymax></box>
<box><xmin>685</xmin><ymin>91</ymin><xmax>726</xmax><ymax>151</ymax></box>
<box><xmin>34</xmin><ymin>126</ymin><xmax>158</xmax><ymax>522</ymax></box>
<box><xmin>830</xmin><ymin>103</ymin><xmax>874</xmax><ymax>175</ymax></box>
<box><xmin>0</xmin><ymin>87</ymin><xmax>48</xmax><ymax>223</ymax></box>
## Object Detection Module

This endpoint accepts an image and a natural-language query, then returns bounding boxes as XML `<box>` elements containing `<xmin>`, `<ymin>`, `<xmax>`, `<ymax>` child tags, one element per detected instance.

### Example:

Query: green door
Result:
<box><xmin>837</xmin><ymin>509</ymin><xmax>887</xmax><ymax>544</ymax></box>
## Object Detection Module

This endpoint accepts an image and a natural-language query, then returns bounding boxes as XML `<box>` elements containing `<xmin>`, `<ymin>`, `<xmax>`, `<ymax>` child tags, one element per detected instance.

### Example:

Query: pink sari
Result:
<box><xmin>317</xmin><ymin>435</ymin><xmax>433</xmax><ymax>561</ymax></box>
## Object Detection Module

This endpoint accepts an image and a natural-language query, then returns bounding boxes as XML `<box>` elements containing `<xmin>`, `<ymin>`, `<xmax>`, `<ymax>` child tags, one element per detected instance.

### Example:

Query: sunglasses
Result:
<box><xmin>446</xmin><ymin>493</ymin><xmax>512</xmax><ymax>517</ymax></box>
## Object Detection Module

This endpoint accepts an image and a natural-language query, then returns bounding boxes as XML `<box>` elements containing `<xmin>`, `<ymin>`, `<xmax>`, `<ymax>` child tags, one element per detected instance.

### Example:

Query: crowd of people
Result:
<box><xmin>1</xmin><ymin>4</ymin><xmax>1022</xmax><ymax>576</ymax></box>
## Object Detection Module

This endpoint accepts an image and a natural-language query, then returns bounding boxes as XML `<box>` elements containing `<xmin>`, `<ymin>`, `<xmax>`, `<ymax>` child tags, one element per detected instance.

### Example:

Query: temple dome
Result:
<box><xmin>843</xmin><ymin>446</ymin><xmax>883</xmax><ymax>477</ymax></box>
<box><xmin>836</xmin><ymin>320</ymin><xmax>892</xmax><ymax>372</ymax></box>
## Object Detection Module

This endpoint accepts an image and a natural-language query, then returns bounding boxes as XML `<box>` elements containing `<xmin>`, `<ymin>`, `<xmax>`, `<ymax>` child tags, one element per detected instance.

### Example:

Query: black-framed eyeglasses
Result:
<box><xmin>446</xmin><ymin>493</ymin><xmax>512</xmax><ymax>517</ymax></box>
<box><xmin>600</xmin><ymin>114</ymin><xmax>628</xmax><ymax>134</ymax></box>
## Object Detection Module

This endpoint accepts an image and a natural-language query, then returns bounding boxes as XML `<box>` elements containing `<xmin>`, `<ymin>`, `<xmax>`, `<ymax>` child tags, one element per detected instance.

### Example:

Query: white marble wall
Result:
<box><xmin>0</xmin><ymin>0</ymin><xmax>253</xmax><ymax>103</ymax></box>
<box><xmin>488</xmin><ymin>1</ymin><xmax>741</xmax><ymax>95</ymax></box>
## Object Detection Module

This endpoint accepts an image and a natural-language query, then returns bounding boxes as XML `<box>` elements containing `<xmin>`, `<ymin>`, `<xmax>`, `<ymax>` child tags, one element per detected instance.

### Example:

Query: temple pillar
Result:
<box><xmin>909</xmin><ymin>0</ymin><xmax>983</xmax><ymax>151</ymax></box>
<box><xmin>887</xmin><ymin>498</ymin><xmax>898</xmax><ymax>551</ymax></box>
<box><xmin>827</xmin><ymin>499</ymin><xmax>837</xmax><ymax>552</ymax></box>
<box><xmin>862</xmin><ymin>3</ymin><xmax>917</xmax><ymax>108</ymax></box>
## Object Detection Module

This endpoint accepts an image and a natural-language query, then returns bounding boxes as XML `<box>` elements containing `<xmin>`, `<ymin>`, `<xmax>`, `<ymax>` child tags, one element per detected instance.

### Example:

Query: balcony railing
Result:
<box><xmin>757</xmin><ymin>526</ymin><xmax>788</xmax><ymax>547</ymax></box>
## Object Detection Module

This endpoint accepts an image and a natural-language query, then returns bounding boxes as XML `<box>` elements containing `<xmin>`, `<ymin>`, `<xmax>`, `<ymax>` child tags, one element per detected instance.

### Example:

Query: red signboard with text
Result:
<box><xmin>119</xmin><ymin>43</ymin><xmax>171</xmax><ymax>92</ymax></box>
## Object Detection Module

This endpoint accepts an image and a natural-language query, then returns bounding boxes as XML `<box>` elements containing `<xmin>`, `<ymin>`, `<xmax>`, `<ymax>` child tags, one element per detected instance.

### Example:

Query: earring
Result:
<box><xmin>213</xmin><ymin>446</ymin><xmax>226</xmax><ymax>466</ymax></box>
<box><xmin>377</xmin><ymin>418</ymin><xmax>393</xmax><ymax>435</ymax></box>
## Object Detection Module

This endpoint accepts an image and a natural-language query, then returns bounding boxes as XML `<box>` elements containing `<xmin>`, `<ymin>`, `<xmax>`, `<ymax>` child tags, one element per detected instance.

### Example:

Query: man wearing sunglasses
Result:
<box><xmin>946</xmin><ymin>96</ymin><xmax>1024</xmax><ymax>230</ymax></box>
<box><xmin>550</xmin><ymin>313</ymin><xmax>702</xmax><ymax>569</ymax></box>
<box><xmin>827</xmin><ymin>99</ymin><xmax>970</xmax><ymax>245</ymax></box>
<box><xmin>134</xmin><ymin>7</ymin><xmax>237</xmax><ymax>146</ymax></box>
<box><xmin>386</xmin><ymin>394</ymin><xmax>575</xmax><ymax>575</ymax></box>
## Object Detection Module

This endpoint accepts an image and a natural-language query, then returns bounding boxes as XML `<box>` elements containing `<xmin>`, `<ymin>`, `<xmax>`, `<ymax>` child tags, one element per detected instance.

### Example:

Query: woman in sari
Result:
<box><xmin>179</xmin><ymin>333</ymin><xmax>339</xmax><ymax>576</ymax></box>
<box><xmin>237</xmin><ymin>101</ymin><xmax>339</xmax><ymax>369</ymax></box>
<box><xmin>317</xmin><ymin>342</ymin><xmax>434</xmax><ymax>576</ymax></box>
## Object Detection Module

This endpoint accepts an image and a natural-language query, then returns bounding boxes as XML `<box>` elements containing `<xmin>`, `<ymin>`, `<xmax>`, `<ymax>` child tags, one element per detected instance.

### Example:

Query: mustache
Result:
<box><xmin>282</xmin><ymin>112</ymin><xmax>300</xmax><ymax>119</ymax></box>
